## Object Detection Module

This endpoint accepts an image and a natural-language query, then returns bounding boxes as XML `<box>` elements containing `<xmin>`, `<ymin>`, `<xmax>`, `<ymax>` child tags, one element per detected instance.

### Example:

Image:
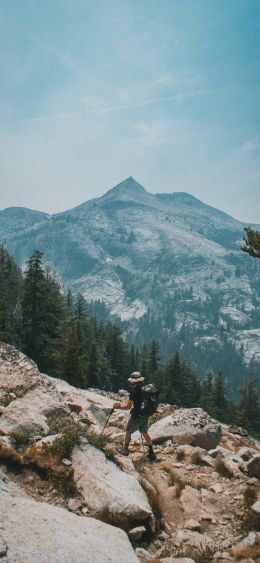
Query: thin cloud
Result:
<box><xmin>26</xmin><ymin>88</ymin><xmax>216</xmax><ymax>123</ymax></box>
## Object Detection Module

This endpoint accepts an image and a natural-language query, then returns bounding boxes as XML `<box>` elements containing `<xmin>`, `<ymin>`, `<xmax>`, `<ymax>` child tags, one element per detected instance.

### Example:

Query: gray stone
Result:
<box><xmin>135</xmin><ymin>547</ymin><xmax>151</xmax><ymax>562</ymax></box>
<box><xmin>210</xmin><ymin>483</ymin><xmax>223</xmax><ymax>494</ymax></box>
<box><xmin>81</xmin><ymin>507</ymin><xmax>89</xmax><ymax>514</ymax></box>
<box><xmin>242</xmin><ymin>531</ymin><xmax>260</xmax><ymax>546</ymax></box>
<box><xmin>252</xmin><ymin>500</ymin><xmax>260</xmax><ymax>514</ymax></box>
<box><xmin>67</xmin><ymin>498</ymin><xmax>82</xmax><ymax>512</ymax></box>
<box><xmin>128</xmin><ymin>526</ymin><xmax>146</xmax><ymax>541</ymax></box>
<box><xmin>61</xmin><ymin>458</ymin><xmax>72</xmax><ymax>466</ymax></box>
<box><xmin>149</xmin><ymin>408</ymin><xmax>221</xmax><ymax>449</ymax></box>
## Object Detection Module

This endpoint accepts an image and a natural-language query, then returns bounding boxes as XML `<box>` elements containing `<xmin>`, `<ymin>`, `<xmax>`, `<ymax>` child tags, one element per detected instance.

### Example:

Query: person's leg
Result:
<box><xmin>119</xmin><ymin>417</ymin><xmax>134</xmax><ymax>455</ymax></box>
<box><xmin>142</xmin><ymin>429</ymin><xmax>156</xmax><ymax>460</ymax></box>
<box><xmin>142</xmin><ymin>431</ymin><xmax>152</xmax><ymax>446</ymax></box>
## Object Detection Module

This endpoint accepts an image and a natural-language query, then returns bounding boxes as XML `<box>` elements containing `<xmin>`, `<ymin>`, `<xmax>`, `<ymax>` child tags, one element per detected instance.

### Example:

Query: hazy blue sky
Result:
<box><xmin>0</xmin><ymin>0</ymin><xmax>259</xmax><ymax>222</ymax></box>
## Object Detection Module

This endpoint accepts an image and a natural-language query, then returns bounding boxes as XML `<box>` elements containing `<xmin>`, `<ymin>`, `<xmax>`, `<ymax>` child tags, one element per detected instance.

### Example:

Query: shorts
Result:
<box><xmin>126</xmin><ymin>414</ymin><xmax>149</xmax><ymax>434</ymax></box>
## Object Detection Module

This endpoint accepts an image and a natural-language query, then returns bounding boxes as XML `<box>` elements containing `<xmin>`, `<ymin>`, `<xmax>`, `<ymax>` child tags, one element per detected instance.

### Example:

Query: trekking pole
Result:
<box><xmin>141</xmin><ymin>434</ymin><xmax>145</xmax><ymax>454</ymax></box>
<box><xmin>100</xmin><ymin>408</ymin><xmax>114</xmax><ymax>437</ymax></box>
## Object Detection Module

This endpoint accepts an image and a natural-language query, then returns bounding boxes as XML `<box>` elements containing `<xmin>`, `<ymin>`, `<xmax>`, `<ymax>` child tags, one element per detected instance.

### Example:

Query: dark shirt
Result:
<box><xmin>129</xmin><ymin>384</ymin><xmax>143</xmax><ymax>416</ymax></box>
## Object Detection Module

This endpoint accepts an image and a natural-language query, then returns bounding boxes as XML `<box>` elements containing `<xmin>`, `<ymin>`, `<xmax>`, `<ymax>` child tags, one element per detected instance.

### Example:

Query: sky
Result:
<box><xmin>0</xmin><ymin>0</ymin><xmax>259</xmax><ymax>223</ymax></box>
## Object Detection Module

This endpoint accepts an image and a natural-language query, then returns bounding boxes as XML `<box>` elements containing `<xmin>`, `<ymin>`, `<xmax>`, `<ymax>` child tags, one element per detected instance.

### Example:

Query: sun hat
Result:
<box><xmin>128</xmin><ymin>371</ymin><xmax>144</xmax><ymax>383</ymax></box>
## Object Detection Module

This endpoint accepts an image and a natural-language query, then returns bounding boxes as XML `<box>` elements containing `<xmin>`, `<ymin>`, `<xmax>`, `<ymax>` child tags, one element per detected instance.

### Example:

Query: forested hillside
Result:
<box><xmin>0</xmin><ymin>245</ymin><xmax>259</xmax><ymax>437</ymax></box>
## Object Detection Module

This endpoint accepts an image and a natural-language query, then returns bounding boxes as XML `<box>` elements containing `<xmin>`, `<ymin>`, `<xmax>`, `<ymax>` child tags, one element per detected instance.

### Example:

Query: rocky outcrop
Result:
<box><xmin>72</xmin><ymin>442</ymin><xmax>151</xmax><ymax>526</ymax></box>
<box><xmin>1</xmin><ymin>342</ymin><xmax>260</xmax><ymax>562</ymax></box>
<box><xmin>149</xmin><ymin>408</ymin><xmax>222</xmax><ymax>449</ymax></box>
<box><xmin>0</xmin><ymin>471</ymin><xmax>139</xmax><ymax>563</ymax></box>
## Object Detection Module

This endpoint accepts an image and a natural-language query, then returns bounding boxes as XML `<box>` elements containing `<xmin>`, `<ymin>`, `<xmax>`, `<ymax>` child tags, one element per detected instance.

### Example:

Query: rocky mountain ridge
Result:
<box><xmin>0</xmin><ymin>342</ymin><xmax>260</xmax><ymax>561</ymax></box>
<box><xmin>1</xmin><ymin>177</ymin><xmax>260</xmax><ymax>377</ymax></box>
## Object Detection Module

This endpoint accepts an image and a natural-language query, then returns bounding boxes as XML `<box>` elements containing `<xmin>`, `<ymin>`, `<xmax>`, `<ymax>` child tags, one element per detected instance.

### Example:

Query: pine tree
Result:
<box><xmin>87</xmin><ymin>341</ymin><xmax>101</xmax><ymax>388</ymax></box>
<box><xmin>147</xmin><ymin>339</ymin><xmax>160</xmax><ymax>382</ymax></box>
<box><xmin>0</xmin><ymin>245</ymin><xmax>23</xmax><ymax>347</ymax></box>
<box><xmin>161</xmin><ymin>352</ymin><xmax>183</xmax><ymax>405</ymax></box>
<box><xmin>241</xmin><ymin>227</ymin><xmax>260</xmax><ymax>258</ymax></box>
<box><xmin>60</xmin><ymin>322</ymin><xmax>88</xmax><ymax>388</ymax></box>
<box><xmin>105</xmin><ymin>324</ymin><xmax>129</xmax><ymax>390</ymax></box>
<box><xmin>200</xmin><ymin>372</ymin><xmax>215</xmax><ymax>416</ymax></box>
<box><xmin>22</xmin><ymin>250</ymin><xmax>48</xmax><ymax>367</ymax></box>
<box><xmin>181</xmin><ymin>360</ymin><xmax>200</xmax><ymax>407</ymax></box>
<box><xmin>238</xmin><ymin>373</ymin><xmax>260</xmax><ymax>435</ymax></box>
<box><xmin>212</xmin><ymin>371</ymin><xmax>228</xmax><ymax>421</ymax></box>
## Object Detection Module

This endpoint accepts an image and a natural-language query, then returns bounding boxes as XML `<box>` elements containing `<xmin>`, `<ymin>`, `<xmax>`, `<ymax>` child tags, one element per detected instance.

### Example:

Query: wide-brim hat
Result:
<box><xmin>128</xmin><ymin>371</ymin><xmax>144</xmax><ymax>384</ymax></box>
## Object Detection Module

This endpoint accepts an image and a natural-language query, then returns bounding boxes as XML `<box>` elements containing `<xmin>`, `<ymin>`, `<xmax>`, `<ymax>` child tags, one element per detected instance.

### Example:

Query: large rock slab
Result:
<box><xmin>0</xmin><ymin>343</ymin><xmax>114</xmax><ymax>440</ymax></box>
<box><xmin>149</xmin><ymin>408</ymin><xmax>222</xmax><ymax>449</ymax></box>
<box><xmin>72</xmin><ymin>442</ymin><xmax>152</xmax><ymax>526</ymax></box>
<box><xmin>0</xmin><ymin>469</ymin><xmax>139</xmax><ymax>563</ymax></box>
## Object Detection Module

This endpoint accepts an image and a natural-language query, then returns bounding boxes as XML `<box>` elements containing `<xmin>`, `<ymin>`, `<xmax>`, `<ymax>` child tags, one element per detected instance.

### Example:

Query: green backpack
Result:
<box><xmin>140</xmin><ymin>384</ymin><xmax>160</xmax><ymax>416</ymax></box>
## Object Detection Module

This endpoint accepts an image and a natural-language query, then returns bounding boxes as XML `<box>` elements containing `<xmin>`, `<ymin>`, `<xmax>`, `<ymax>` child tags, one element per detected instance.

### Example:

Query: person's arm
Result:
<box><xmin>113</xmin><ymin>399</ymin><xmax>133</xmax><ymax>410</ymax></box>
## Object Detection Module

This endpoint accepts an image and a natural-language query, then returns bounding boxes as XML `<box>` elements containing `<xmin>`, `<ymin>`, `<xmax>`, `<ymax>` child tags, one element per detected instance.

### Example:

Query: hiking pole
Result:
<box><xmin>141</xmin><ymin>434</ymin><xmax>145</xmax><ymax>455</ymax></box>
<box><xmin>100</xmin><ymin>408</ymin><xmax>114</xmax><ymax>437</ymax></box>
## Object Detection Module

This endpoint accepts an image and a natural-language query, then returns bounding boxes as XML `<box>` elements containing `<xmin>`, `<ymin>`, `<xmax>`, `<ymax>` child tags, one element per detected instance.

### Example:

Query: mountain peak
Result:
<box><xmin>103</xmin><ymin>177</ymin><xmax>147</xmax><ymax>199</ymax></box>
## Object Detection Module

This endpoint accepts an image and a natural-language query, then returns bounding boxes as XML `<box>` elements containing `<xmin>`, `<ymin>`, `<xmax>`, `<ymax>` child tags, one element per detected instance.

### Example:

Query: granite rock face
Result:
<box><xmin>72</xmin><ymin>442</ymin><xmax>152</xmax><ymax>526</ymax></box>
<box><xmin>0</xmin><ymin>471</ymin><xmax>139</xmax><ymax>563</ymax></box>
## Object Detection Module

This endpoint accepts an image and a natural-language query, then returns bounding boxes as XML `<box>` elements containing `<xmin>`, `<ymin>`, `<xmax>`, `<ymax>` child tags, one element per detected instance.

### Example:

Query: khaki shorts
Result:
<box><xmin>126</xmin><ymin>414</ymin><xmax>149</xmax><ymax>434</ymax></box>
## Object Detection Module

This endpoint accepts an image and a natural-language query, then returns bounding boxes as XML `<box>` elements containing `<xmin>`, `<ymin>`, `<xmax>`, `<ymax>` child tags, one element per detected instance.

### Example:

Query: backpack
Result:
<box><xmin>140</xmin><ymin>384</ymin><xmax>160</xmax><ymax>416</ymax></box>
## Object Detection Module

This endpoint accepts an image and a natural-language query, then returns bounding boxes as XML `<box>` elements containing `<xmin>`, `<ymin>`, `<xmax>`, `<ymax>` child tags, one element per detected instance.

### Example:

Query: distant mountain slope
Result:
<box><xmin>1</xmin><ymin>177</ymin><xmax>260</xmax><ymax>382</ymax></box>
<box><xmin>0</xmin><ymin>207</ymin><xmax>49</xmax><ymax>239</ymax></box>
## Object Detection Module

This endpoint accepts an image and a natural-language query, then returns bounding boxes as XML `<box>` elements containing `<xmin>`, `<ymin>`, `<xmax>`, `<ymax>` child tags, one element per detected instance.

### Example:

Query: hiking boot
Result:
<box><xmin>119</xmin><ymin>446</ymin><xmax>130</xmax><ymax>456</ymax></box>
<box><xmin>147</xmin><ymin>450</ymin><xmax>156</xmax><ymax>461</ymax></box>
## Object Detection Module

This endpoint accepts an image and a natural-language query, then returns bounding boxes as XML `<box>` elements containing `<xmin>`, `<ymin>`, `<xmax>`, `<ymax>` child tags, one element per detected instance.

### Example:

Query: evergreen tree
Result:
<box><xmin>200</xmin><ymin>372</ymin><xmax>215</xmax><ymax>416</ymax></box>
<box><xmin>0</xmin><ymin>245</ymin><xmax>23</xmax><ymax>346</ymax></box>
<box><xmin>241</xmin><ymin>227</ymin><xmax>260</xmax><ymax>258</ymax></box>
<box><xmin>87</xmin><ymin>341</ymin><xmax>102</xmax><ymax>388</ymax></box>
<box><xmin>105</xmin><ymin>324</ymin><xmax>129</xmax><ymax>390</ymax></box>
<box><xmin>22</xmin><ymin>250</ymin><xmax>48</xmax><ymax>367</ymax></box>
<box><xmin>60</xmin><ymin>321</ymin><xmax>88</xmax><ymax>388</ymax></box>
<box><xmin>147</xmin><ymin>339</ymin><xmax>160</xmax><ymax>382</ymax></box>
<box><xmin>181</xmin><ymin>360</ymin><xmax>200</xmax><ymax>407</ymax></box>
<box><xmin>238</xmin><ymin>373</ymin><xmax>260</xmax><ymax>435</ymax></box>
<box><xmin>212</xmin><ymin>371</ymin><xmax>228</xmax><ymax>421</ymax></box>
<box><xmin>161</xmin><ymin>351</ymin><xmax>183</xmax><ymax>405</ymax></box>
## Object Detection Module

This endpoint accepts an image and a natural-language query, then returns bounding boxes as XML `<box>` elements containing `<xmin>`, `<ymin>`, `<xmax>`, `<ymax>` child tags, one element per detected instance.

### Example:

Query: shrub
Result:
<box><xmin>10</xmin><ymin>429</ymin><xmax>33</xmax><ymax>449</ymax></box>
<box><xmin>44</xmin><ymin>419</ymin><xmax>82</xmax><ymax>460</ymax></box>
<box><xmin>190</xmin><ymin>451</ymin><xmax>204</xmax><ymax>466</ymax></box>
<box><xmin>243</xmin><ymin>486</ymin><xmax>257</xmax><ymax>507</ymax></box>
<box><xmin>214</xmin><ymin>459</ymin><xmax>233</xmax><ymax>479</ymax></box>
<box><xmin>1</xmin><ymin>393</ymin><xmax>14</xmax><ymax>407</ymax></box>
<box><xmin>176</xmin><ymin>449</ymin><xmax>185</xmax><ymax>461</ymax></box>
<box><xmin>48</xmin><ymin>468</ymin><xmax>77</xmax><ymax>496</ymax></box>
<box><xmin>238</xmin><ymin>486</ymin><xmax>260</xmax><ymax>533</ymax></box>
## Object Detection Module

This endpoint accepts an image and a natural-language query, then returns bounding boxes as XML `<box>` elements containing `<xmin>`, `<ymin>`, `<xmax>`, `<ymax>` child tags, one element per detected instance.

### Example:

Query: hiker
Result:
<box><xmin>113</xmin><ymin>371</ymin><xmax>157</xmax><ymax>460</ymax></box>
